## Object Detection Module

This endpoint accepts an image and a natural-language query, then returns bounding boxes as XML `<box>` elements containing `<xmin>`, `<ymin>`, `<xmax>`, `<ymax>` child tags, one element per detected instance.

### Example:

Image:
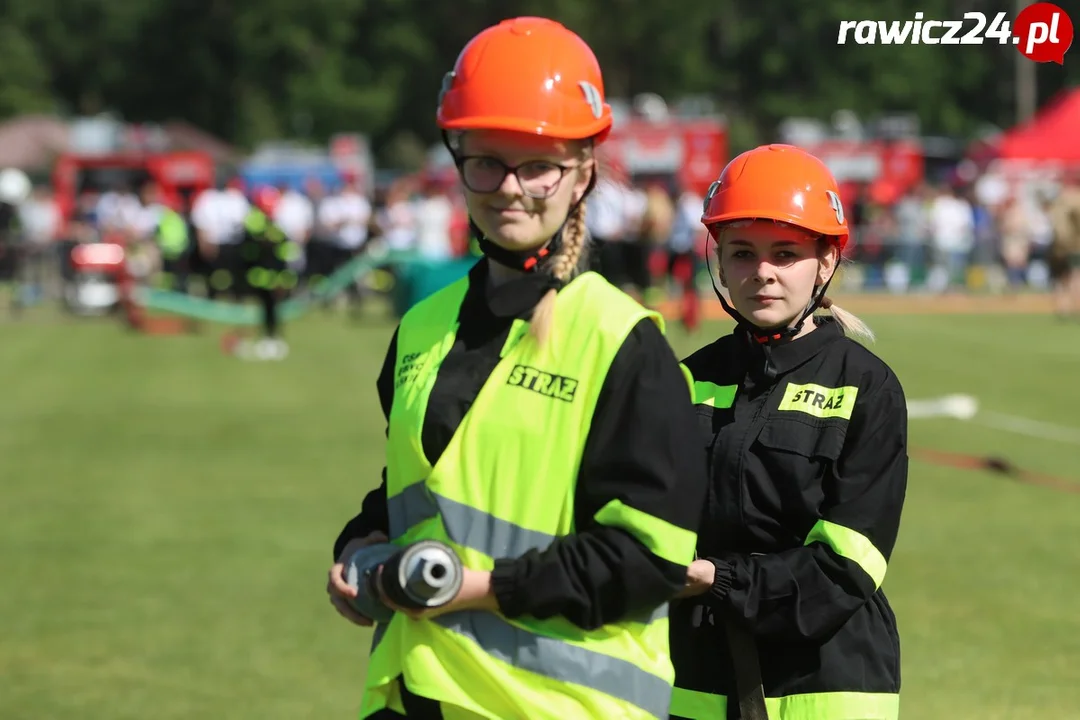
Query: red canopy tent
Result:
<box><xmin>995</xmin><ymin>87</ymin><xmax>1080</xmax><ymax>163</ymax></box>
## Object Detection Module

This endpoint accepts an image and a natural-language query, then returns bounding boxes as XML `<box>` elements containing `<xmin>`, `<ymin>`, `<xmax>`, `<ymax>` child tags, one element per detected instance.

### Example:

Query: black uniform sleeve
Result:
<box><xmin>331</xmin><ymin>327</ymin><xmax>398</xmax><ymax>560</ymax></box>
<box><xmin>708</xmin><ymin>372</ymin><xmax>908</xmax><ymax>642</ymax></box>
<box><xmin>490</xmin><ymin>319</ymin><xmax>708</xmax><ymax>630</ymax></box>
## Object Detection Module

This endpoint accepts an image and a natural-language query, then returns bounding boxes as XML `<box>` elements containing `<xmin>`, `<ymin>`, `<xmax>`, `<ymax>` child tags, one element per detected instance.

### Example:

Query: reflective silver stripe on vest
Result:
<box><xmin>388</xmin><ymin>484</ymin><xmax>556</xmax><ymax>559</ymax></box>
<box><xmin>370</xmin><ymin>603</ymin><xmax>667</xmax><ymax>654</ymax></box>
<box><xmin>388</xmin><ymin>482</ymin><xmax>440</xmax><ymax>539</ymax></box>
<box><xmin>436</xmin><ymin>493</ymin><xmax>556</xmax><ymax>558</ymax></box>
<box><xmin>436</xmin><ymin>609</ymin><xmax>672</xmax><ymax>719</ymax></box>
<box><xmin>387</xmin><ymin>483</ymin><xmax>669</xmax><ymax>625</ymax></box>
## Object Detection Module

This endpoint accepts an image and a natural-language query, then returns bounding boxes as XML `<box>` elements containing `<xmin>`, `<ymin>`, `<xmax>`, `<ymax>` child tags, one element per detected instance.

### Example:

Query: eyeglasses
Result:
<box><xmin>455</xmin><ymin>155</ymin><xmax>577</xmax><ymax>199</ymax></box>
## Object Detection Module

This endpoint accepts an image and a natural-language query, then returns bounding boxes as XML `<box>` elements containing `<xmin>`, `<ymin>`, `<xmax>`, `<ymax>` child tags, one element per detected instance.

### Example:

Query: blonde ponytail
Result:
<box><xmin>819</xmin><ymin>295</ymin><xmax>875</xmax><ymax>343</ymax></box>
<box><xmin>815</xmin><ymin>239</ymin><xmax>874</xmax><ymax>344</ymax></box>
<box><xmin>529</xmin><ymin>199</ymin><xmax>590</xmax><ymax>347</ymax></box>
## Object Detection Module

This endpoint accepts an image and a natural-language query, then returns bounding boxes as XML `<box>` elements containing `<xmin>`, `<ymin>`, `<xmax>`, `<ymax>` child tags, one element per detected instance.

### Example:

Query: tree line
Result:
<box><xmin>0</xmin><ymin>0</ymin><xmax>1075</xmax><ymax>166</ymax></box>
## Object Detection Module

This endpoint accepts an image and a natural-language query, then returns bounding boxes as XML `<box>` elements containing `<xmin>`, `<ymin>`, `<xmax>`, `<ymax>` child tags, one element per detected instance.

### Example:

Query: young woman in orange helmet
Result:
<box><xmin>670</xmin><ymin>144</ymin><xmax>908</xmax><ymax>720</ymax></box>
<box><xmin>325</xmin><ymin>17</ymin><xmax>707</xmax><ymax>720</ymax></box>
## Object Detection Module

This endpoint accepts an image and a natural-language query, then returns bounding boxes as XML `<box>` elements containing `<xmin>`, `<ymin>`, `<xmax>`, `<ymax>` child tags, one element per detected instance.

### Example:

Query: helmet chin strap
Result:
<box><xmin>472</xmin><ymin>219</ymin><xmax>562</xmax><ymax>273</ymax></box>
<box><xmin>706</xmin><ymin>233</ymin><xmax>835</xmax><ymax>346</ymax></box>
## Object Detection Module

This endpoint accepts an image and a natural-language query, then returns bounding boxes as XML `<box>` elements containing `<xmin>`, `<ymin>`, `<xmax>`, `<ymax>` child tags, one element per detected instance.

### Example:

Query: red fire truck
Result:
<box><xmin>51</xmin><ymin>149</ymin><xmax>215</xmax><ymax>316</ymax></box>
<box><xmin>598</xmin><ymin>97</ymin><xmax>729</xmax><ymax>331</ymax></box>
<box><xmin>603</xmin><ymin>105</ymin><xmax>728</xmax><ymax>196</ymax></box>
<box><xmin>797</xmin><ymin>138</ymin><xmax>926</xmax><ymax>208</ymax></box>
<box><xmin>52</xmin><ymin>149</ymin><xmax>215</xmax><ymax>221</ymax></box>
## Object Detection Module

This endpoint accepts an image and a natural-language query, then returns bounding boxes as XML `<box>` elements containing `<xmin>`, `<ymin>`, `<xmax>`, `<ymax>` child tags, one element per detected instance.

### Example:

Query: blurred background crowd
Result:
<box><xmin>3</xmin><ymin>117</ymin><xmax>1079</xmax><ymax>324</ymax></box>
<box><xmin>0</xmin><ymin>0</ymin><xmax>1078</xmax><ymax>323</ymax></box>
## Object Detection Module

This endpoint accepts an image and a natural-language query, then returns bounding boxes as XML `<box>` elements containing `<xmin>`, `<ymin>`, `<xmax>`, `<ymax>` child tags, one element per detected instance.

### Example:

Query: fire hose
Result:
<box><xmin>345</xmin><ymin>540</ymin><xmax>464</xmax><ymax>622</ymax></box>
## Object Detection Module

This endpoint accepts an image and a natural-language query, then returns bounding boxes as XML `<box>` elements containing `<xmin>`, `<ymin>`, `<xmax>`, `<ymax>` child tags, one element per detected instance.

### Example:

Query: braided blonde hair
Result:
<box><xmin>529</xmin><ymin>197</ymin><xmax>590</xmax><ymax>347</ymax></box>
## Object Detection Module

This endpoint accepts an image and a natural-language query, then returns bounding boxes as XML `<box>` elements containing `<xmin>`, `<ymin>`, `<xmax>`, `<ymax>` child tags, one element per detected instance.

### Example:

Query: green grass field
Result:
<box><xmin>3</xmin><ymin>304</ymin><xmax>1079</xmax><ymax>719</ymax></box>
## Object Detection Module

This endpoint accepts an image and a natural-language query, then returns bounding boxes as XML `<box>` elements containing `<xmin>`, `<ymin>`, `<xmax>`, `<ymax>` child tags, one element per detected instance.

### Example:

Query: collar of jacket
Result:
<box><xmin>736</xmin><ymin>316</ymin><xmax>844</xmax><ymax>378</ymax></box>
<box><xmin>463</xmin><ymin>257</ymin><xmax>563</xmax><ymax>320</ymax></box>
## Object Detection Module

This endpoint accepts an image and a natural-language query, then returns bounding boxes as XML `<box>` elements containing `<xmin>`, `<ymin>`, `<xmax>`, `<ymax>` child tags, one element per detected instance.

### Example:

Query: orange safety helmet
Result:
<box><xmin>437</xmin><ymin>17</ymin><xmax>612</xmax><ymax>143</ymax></box>
<box><xmin>701</xmin><ymin>144</ymin><xmax>850</xmax><ymax>252</ymax></box>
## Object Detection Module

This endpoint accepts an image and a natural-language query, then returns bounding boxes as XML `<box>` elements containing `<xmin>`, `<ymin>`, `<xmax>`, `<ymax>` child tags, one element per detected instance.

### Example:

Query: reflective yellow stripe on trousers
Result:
<box><xmin>669</xmin><ymin>687</ymin><xmax>899</xmax><ymax>719</ymax></box>
<box><xmin>374</xmin><ymin>482</ymin><xmax>672</xmax><ymax>720</ymax></box>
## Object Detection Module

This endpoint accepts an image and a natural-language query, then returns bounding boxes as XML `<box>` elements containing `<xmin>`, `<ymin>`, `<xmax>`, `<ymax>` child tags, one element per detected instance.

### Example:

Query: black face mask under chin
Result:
<box><xmin>471</xmin><ymin>218</ymin><xmax>563</xmax><ymax>273</ymax></box>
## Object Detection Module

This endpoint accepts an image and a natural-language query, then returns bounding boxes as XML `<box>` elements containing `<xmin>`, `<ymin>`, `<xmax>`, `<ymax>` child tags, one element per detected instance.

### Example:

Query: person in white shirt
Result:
<box><xmin>138</xmin><ymin>181</ymin><xmax>194</xmax><ymax>293</ymax></box>
<box><xmin>96</xmin><ymin>184</ymin><xmax>143</xmax><ymax>239</ymax></box>
<box><xmin>14</xmin><ymin>184</ymin><xmax>62</xmax><ymax>308</ymax></box>
<box><xmin>411</xmin><ymin>180</ymin><xmax>454</xmax><ymax>260</ymax></box>
<box><xmin>191</xmin><ymin>178</ymin><xmax>249</xmax><ymax>299</ymax></box>
<box><xmin>188</xmin><ymin>186</ymin><xmax>218</xmax><ymax>296</ymax></box>
<box><xmin>320</xmin><ymin>179</ymin><xmax>372</xmax><ymax>254</ymax></box>
<box><xmin>301</xmin><ymin>177</ymin><xmax>333</xmax><ymax>289</ymax></box>
<box><xmin>586</xmin><ymin>176</ymin><xmax>631</xmax><ymax>285</ymax></box>
<box><xmin>376</xmin><ymin>181</ymin><xmax>417</xmax><ymax>253</ymax></box>
<box><xmin>134</xmin><ymin>182</ymin><xmax>165</xmax><ymax>241</ymax></box>
<box><xmin>617</xmin><ymin>182</ymin><xmax>656</xmax><ymax>300</ymax></box>
<box><xmin>666</xmin><ymin>185</ymin><xmax>705</xmax><ymax>330</ymax></box>
<box><xmin>316</xmin><ymin>177</ymin><xmax>372</xmax><ymax>309</ymax></box>
<box><xmin>273</xmin><ymin>183</ymin><xmax>314</xmax><ymax>279</ymax></box>
<box><xmin>928</xmin><ymin>184</ymin><xmax>975</xmax><ymax>291</ymax></box>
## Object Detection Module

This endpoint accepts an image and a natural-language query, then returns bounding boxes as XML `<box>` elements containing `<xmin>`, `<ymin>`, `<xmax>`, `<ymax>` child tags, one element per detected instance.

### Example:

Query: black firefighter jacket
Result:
<box><xmin>670</xmin><ymin>317</ymin><xmax>908</xmax><ymax>720</ymax></box>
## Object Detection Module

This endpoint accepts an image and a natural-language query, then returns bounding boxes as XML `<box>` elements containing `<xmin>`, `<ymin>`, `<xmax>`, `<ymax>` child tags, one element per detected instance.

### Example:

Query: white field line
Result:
<box><xmin>907</xmin><ymin>395</ymin><xmax>1080</xmax><ymax>446</ymax></box>
<box><xmin>974</xmin><ymin>411</ymin><xmax>1080</xmax><ymax>446</ymax></box>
